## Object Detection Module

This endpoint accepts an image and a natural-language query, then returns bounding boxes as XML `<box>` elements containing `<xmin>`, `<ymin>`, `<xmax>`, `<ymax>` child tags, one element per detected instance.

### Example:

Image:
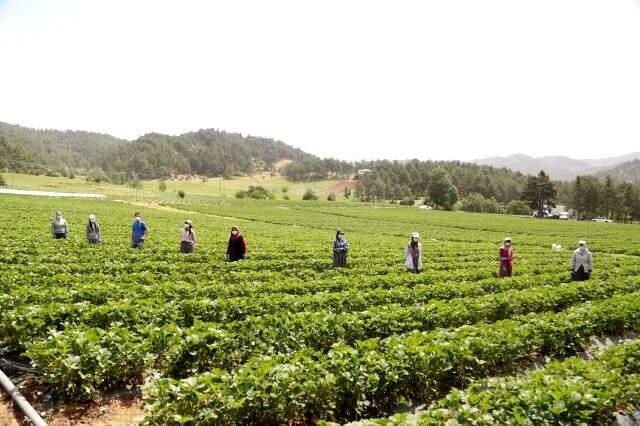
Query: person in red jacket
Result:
<box><xmin>499</xmin><ymin>237</ymin><xmax>514</xmax><ymax>277</ymax></box>
<box><xmin>226</xmin><ymin>225</ymin><xmax>248</xmax><ymax>262</ymax></box>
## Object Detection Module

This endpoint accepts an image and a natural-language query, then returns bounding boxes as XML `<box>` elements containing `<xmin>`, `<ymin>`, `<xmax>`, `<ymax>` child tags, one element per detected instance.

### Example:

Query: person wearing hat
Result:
<box><xmin>51</xmin><ymin>210</ymin><xmax>69</xmax><ymax>239</ymax></box>
<box><xmin>570</xmin><ymin>240</ymin><xmax>593</xmax><ymax>281</ymax></box>
<box><xmin>499</xmin><ymin>237</ymin><xmax>514</xmax><ymax>277</ymax></box>
<box><xmin>86</xmin><ymin>214</ymin><xmax>101</xmax><ymax>244</ymax></box>
<box><xmin>404</xmin><ymin>232</ymin><xmax>423</xmax><ymax>273</ymax></box>
<box><xmin>333</xmin><ymin>229</ymin><xmax>349</xmax><ymax>268</ymax></box>
<box><xmin>227</xmin><ymin>225</ymin><xmax>247</xmax><ymax>261</ymax></box>
<box><xmin>180</xmin><ymin>219</ymin><xmax>197</xmax><ymax>253</ymax></box>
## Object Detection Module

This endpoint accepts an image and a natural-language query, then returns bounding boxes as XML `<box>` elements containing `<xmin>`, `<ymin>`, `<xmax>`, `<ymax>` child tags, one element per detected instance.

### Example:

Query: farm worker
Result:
<box><xmin>226</xmin><ymin>225</ymin><xmax>247</xmax><ymax>261</ymax></box>
<box><xmin>86</xmin><ymin>214</ymin><xmax>101</xmax><ymax>244</ymax></box>
<box><xmin>333</xmin><ymin>229</ymin><xmax>349</xmax><ymax>268</ymax></box>
<box><xmin>404</xmin><ymin>232</ymin><xmax>423</xmax><ymax>273</ymax></box>
<box><xmin>180</xmin><ymin>219</ymin><xmax>197</xmax><ymax>253</ymax></box>
<box><xmin>130</xmin><ymin>211</ymin><xmax>149</xmax><ymax>249</ymax></box>
<box><xmin>499</xmin><ymin>237</ymin><xmax>514</xmax><ymax>277</ymax></box>
<box><xmin>570</xmin><ymin>240</ymin><xmax>593</xmax><ymax>281</ymax></box>
<box><xmin>51</xmin><ymin>210</ymin><xmax>68</xmax><ymax>239</ymax></box>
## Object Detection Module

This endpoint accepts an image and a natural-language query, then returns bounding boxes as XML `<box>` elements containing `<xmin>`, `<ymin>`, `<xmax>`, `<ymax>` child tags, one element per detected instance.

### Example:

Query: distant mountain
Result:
<box><xmin>472</xmin><ymin>153</ymin><xmax>640</xmax><ymax>181</ymax></box>
<box><xmin>596</xmin><ymin>159</ymin><xmax>640</xmax><ymax>183</ymax></box>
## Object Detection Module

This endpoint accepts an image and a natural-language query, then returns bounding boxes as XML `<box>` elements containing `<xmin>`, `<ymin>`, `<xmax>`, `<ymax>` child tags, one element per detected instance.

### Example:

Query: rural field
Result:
<box><xmin>1</xmin><ymin>194</ymin><xmax>640</xmax><ymax>425</ymax></box>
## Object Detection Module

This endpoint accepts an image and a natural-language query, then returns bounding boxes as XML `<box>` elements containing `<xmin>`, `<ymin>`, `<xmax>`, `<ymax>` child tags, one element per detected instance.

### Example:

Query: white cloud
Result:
<box><xmin>0</xmin><ymin>0</ymin><xmax>638</xmax><ymax>161</ymax></box>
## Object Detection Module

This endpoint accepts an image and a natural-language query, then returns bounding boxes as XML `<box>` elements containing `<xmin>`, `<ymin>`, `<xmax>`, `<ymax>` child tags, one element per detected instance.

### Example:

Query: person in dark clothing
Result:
<box><xmin>227</xmin><ymin>225</ymin><xmax>247</xmax><ymax>261</ymax></box>
<box><xmin>333</xmin><ymin>229</ymin><xmax>349</xmax><ymax>268</ymax></box>
<box><xmin>86</xmin><ymin>214</ymin><xmax>101</xmax><ymax>244</ymax></box>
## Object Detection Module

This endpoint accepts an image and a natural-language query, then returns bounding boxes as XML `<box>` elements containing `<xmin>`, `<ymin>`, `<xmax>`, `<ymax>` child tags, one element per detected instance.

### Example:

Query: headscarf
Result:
<box><xmin>55</xmin><ymin>210</ymin><xmax>63</xmax><ymax>219</ymax></box>
<box><xmin>503</xmin><ymin>237</ymin><xmax>512</xmax><ymax>247</ymax></box>
<box><xmin>88</xmin><ymin>214</ymin><xmax>98</xmax><ymax>231</ymax></box>
<box><xmin>336</xmin><ymin>229</ymin><xmax>345</xmax><ymax>240</ymax></box>
<box><xmin>184</xmin><ymin>220</ymin><xmax>194</xmax><ymax>237</ymax></box>
<box><xmin>578</xmin><ymin>240</ymin><xmax>587</xmax><ymax>253</ymax></box>
<box><xmin>230</xmin><ymin>225</ymin><xmax>241</xmax><ymax>239</ymax></box>
<box><xmin>410</xmin><ymin>232</ymin><xmax>420</xmax><ymax>247</ymax></box>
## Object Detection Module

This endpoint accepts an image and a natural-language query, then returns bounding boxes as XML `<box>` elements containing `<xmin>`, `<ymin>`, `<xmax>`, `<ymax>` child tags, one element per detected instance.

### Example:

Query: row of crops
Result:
<box><xmin>1</xmin><ymin>194</ymin><xmax>639</xmax><ymax>424</ymax></box>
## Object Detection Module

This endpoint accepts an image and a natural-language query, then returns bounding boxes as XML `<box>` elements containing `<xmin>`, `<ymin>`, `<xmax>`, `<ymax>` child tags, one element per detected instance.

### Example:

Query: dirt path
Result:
<box><xmin>0</xmin><ymin>188</ymin><xmax>106</xmax><ymax>198</ymax></box>
<box><xmin>1</xmin><ymin>393</ymin><xmax>145</xmax><ymax>426</ymax></box>
<box><xmin>124</xmin><ymin>201</ymin><xmax>244</xmax><ymax>222</ymax></box>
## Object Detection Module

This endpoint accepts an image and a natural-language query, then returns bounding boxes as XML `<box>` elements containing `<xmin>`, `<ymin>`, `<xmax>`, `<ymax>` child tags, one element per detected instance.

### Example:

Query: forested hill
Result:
<box><xmin>0</xmin><ymin>121</ymin><xmax>126</xmax><ymax>171</ymax></box>
<box><xmin>0</xmin><ymin>122</ymin><xmax>317</xmax><ymax>178</ymax></box>
<box><xmin>354</xmin><ymin>160</ymin><xmax>528</xmax><ymax>203</ymax></box>
<box><xmin>596</xmin><ymin>159</ymin><xmax>640</xmax><ymax>183</ymax></box>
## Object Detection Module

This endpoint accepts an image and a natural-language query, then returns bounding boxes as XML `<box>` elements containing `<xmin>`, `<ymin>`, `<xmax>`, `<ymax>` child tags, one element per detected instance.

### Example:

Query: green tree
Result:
<box><xmin>344</xmin><ymin>187</ymin><xmax>351</xmax><ymax>199</ymax></box>
<box><xmin>601</xmin><ymin>175</ymin><xmax>618</xmax><ymax>218</ymax></box>
<box><xmin>506</xmin><ymin>200</ymin><xmax>532</xmax><ymax>215</ymax></box>
<box><xmin>428</xmin><ymin>167</ymin><xmax>458</xmax><ymax>210</ymax></box>
<box><xmin>0</xmin><ymin>173</ymin><xmax>5</xmax><ymax>187</ymax></box>
<box><xmin>522</xmin><ymin>170</ymin><xmax>556</xmax><ymax>217</ymax></box>
<box><xmin>177</xmin><ymin>190</ymin><xmax>186</xmax><ymax>199</ymax></box>
<box><xmin>159</xmin><ymin>180</ymin><xmax>167</xmax><ymax>192</ymax></box>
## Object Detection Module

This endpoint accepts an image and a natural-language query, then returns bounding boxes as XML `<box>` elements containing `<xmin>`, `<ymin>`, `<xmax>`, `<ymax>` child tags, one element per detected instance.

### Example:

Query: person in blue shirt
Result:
<box><xmin>130</xmin><ymin>211</ymin><xmax>149</xmax><ymax>249</ymax></box>
<box><xmin>333</xmin><ymin>229</ymin><xmax>349</xmax><ymax>268</ymax></box>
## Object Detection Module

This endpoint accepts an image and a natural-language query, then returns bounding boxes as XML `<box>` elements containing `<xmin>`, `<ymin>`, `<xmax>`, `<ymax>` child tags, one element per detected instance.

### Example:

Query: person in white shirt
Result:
<box><xmin>570</xmin><ymin>240</ymin><xmax>593</xmax><ymax>281</ymax></box>
<box><xmin>404</xmin><ymin>232</ymin><xmax>423</xmax><ymax>273</ymax></box>
<box><xmin>51</xmin><ymin>210</ymin><xmax>68</xmax><ymax>239</ymax></box>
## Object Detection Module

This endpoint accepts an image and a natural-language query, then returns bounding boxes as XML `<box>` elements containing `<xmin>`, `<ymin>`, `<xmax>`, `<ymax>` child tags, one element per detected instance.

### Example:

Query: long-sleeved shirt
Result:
<box><xmin>571</xmin><ymin>249</ymin><xmax>593</xmax><ymax>272</ymax></box>
<box><xmin>51</xmin><ymin>218</ymin><xmax>68</xmax><ymax>236</ymax></box>
<box><xmin>181</xmin><ymin>228</ymin><xmax>196</xmax><ymax>243</ymax></box>
<box><xmin>333</xmin><ymin>239</ymin><xmax>349</xmax><ymax>253</ymax></box>
<box><xmin>404</xmin><ymin>242</ymin><xmax>423</xmax><ymax>270</ymax></box>
<box><xmin>227</xmin><ymin>235</ymin><xmax>247</xmax><ymax>259</ymax></box>
<box><xmin>86</xmin><ymin>222</ymin><xmax>101</xmax><ymax>241</ymax></box>
<box><xmin>499</xmin><ymin>246</ymin><xmax>513</xmax><ymax>266</ymax></box>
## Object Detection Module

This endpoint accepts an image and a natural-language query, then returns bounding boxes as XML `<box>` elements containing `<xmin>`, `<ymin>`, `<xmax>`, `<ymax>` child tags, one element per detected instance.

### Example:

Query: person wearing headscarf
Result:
<box><xmin>570</xmin><ymin>240</ymin><xmax>593</xmax><ymax>281</ymax></box>
<box><xmin>51</xmin><ymin>210</ymin><xmax>69</xmax><ymax>239</ymax></box>
<box><xmin>180</xmin><ymin>219</ymin><xmax>197</xmax><ymax>253</ymax></box>
<box><xmin>227</xmin><ymin>225</ymin><xmax>247</xmax><ymax>261</ymax></box>
<box><xmin>333</xmin><ymin>229</ymin><xmax>349</xmax><ymax>268</ymax></box>
<box><xmin>86</xmin><ymin>214</ymin><xmax>101</xmax><ymax>244</ymax></box>
<box><xmin>131</xmin><ymin>211</ymin><xmax>149</xmax><ymax>249</ymax></box>
<box><xmin>499</xmin><ymin>237</ymin><xmax>514</xmax><ymax>277</ymax></box>
<box><xmin>404</xmin><ymin>232</ymin><xmax>423</xmax><ymax>273</ymax></box>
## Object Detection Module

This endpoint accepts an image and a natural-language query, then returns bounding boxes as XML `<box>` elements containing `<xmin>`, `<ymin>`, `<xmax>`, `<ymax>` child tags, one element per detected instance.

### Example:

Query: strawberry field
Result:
<box><xmin>1</xmin><ymin>194</ymin><xmax>640</xmax><ymax>424</ymax></box>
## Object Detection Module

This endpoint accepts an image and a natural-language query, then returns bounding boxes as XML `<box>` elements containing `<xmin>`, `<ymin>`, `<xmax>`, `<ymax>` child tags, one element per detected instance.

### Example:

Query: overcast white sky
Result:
<box><xmin>1</xmin><ymin>1</ymin><xmax>639</xmax><ymax>161</ymax></box>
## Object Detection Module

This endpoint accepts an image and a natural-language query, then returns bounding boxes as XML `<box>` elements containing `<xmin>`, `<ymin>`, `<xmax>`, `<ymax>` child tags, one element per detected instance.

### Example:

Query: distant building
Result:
<box><xmin>550</xmin><ymin>205</ymin><xmax>568</xmax><ymax>218</ymax></box>
<box><xmin>357</xmin><ymin>169</ymin><xmax>372</xmax><ymax>175</ymax></box>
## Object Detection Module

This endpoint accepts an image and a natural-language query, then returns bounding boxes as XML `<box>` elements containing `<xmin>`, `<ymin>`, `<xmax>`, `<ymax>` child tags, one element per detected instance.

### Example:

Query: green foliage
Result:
<box><xmin>177</xmin><ymin>190</ymin><xmax>186</xmax><ymax>199</ymax></box>
<box><xmin>344</xmin><ymin>187</ymin><xmax>351</xmax><ymax>199</ymax></box>
<box><xmin>506</xmin><ymin>199</ymin><xmax>532</xmax><ymax>215</ymax></box>
<box><xmin>234</xmin><ymin>185</ymin><xmax>273</xmax><ymax>200</ymax></box>
<box><xmin>327</xmin><ymin>193</ymin><xmax>336</xmax><ymax>201</ymax></box>
<box><xmin>302</xmin><ymin>189</ymin><xmax>318</xmax><ymax>200</ymax></box>
<box><xmin>86</xmin><ymin>168</ymin><xmax>108</xmax><ymax>183</ymax></box>
<box><xmin>355</xmin><ymin>160</ymin><xmax>525</xmax><ymax>203</ymax></box>
<box><xmin>457</xmin><ymin>193</ymin><xmax>503</xmax><ymax>213</ymax></box>
<box><xmin>158</xmin><ymin>180</ymin><xmax>167</xmax><ymax>192</ymax></box>
<box><xmin>0</xmin><ymin>173</ymin><xmax>5</xmax><ymax>187</ymax></box>
<box><xmin>2</xmin><ymin>195</ymin><xmax>640</xmax><ymax>420</ymax></box>
<box><xmin>428</xmin><ymin>167</ymin><xmax>458</xmax><ymax>210</ymax></box>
